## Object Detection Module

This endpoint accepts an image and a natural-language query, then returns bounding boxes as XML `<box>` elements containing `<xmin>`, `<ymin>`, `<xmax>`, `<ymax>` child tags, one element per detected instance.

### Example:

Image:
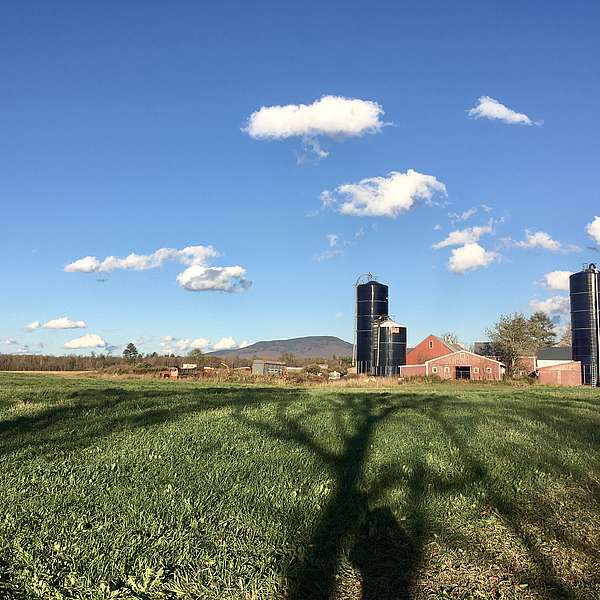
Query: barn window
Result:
<box><xmin>473</xmin><ymin>367</ymin><xmax>480</xmax><ymax>374</ymax></box>
<box><xmin>444</xmin><ymin>366</ymin><xmax>450</xmax><ymax>373</ymax></box>
<box><xmin>460</xmin><ymin>352</ymin><xmax>465</xmax><ymax>359</ymax></box>
<box><xmin>429</xmin><ymin>340</ymin><xmax>433</xmax><ymax>349</ymax></box>
<box><xmin>432</xmin><ymin>366</ymin><xmax>438</xmax><ymax>374</ymax></box>
<box><xmin>486</xmin><ymin>367</ymin><xmax>492</xmax><ymax>373</ymax></box>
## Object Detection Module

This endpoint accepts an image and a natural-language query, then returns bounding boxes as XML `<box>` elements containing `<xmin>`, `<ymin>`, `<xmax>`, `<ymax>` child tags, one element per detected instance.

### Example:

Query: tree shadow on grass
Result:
<box><xmin>426</xmin><ymin>402</ymin><xmax>598</xmax><ymax>600</ymax></box>
<box><xmin>0</xmin><ymin>385</ymin><xmax>301</xmax><ymax>458</ymax></box>
<box><xmin>2</xmin><ymin>380</ymin><xmax>600</xmax><ymax>599</ymax></box>
<box><xmin>234</xmin><ymin>390</ymin><xmax>600</xmax><ymax>599</ymax></box>
<box><xmin>233</xmin><ymin>392</ymin><xmax>442</xmax><ymax>599</ymax></box>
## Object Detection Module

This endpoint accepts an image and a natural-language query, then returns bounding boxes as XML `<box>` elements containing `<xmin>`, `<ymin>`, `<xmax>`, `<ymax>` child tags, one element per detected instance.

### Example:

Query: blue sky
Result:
<box><xmin>1</xmin><ymin>1</ymin><xmax>599</xmax><ymax>356</ymax></box>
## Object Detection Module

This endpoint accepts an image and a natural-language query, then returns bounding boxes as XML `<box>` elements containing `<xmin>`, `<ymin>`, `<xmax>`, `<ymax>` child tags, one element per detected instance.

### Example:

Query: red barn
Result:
<box><xmin>406</xmin><ymin>334</ymin><xmax>464</xmax><ymax>365</ymax></box>
<box><xmin>401</xmin><ymin>335</ymin><xmax>504</xmax><ymax>381</ymax></box>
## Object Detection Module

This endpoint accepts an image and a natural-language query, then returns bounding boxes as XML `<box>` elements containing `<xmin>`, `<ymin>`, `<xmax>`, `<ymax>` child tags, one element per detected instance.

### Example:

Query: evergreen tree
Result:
<box><xmin>123</xmin><ymin>342</ymin><xmax>139</xmax><ymax>363</ymax></box>
<box><xmin>528</xmin><ymin>311</ymin><xmax>557</xmax><ymax>349</ymax></box>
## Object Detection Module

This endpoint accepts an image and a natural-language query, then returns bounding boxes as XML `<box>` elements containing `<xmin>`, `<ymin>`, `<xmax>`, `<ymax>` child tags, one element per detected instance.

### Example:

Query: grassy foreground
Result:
<box><xmin>1</xmin><ymin>375</ymin><xmax>599</xmax><ymax>599</ymax></box>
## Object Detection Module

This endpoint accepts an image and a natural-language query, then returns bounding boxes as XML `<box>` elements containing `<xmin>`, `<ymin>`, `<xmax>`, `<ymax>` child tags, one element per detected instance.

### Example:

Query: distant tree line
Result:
<box><xmin>0</xmin><ymin>343</ymin><xmax>353</xmax><ymax>372</ymax></box>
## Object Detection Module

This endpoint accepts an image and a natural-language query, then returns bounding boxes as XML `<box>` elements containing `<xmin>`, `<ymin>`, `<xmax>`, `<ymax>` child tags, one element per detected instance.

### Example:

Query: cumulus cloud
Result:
<box><xmin>66</xmin><ymin>245</ymin><xmax>251</xmax><ymax>294</ymax></box>
<box><xmin>448</xmin><ymin>243</ymin><xmax>499</xmax><ymax>274</ymax></box>
<box><xmin>177</xmin><ymin>338</ymin><xmax>210</xmax><ymax>352</ymax></box>
<box><xmin>64</xmin><ymin>333</ymin><xmax>106</xmax><ymax>349</ymax></box>
<box><xmin>542</xmin><ymin>270</ymin><xmax>573</xmax><ymax>291</ymax></box>
<box><xmin>529</xmin><ymin>296</ymin><xmax>570</xmax><ymax>317</ymax></box>
<box><xmin>213</xmin><ymin>336</ymin><xmax>238</xmax><ymax>351</ymax></box>
<box><xmin>1</xmin><ymin>338</ymin><xmax>18</xmax><ymax>345</ymax></box>
<box><xmin>24</xmin><ymin>320</ymin><xmax>41</xmax><ymax>332</ymax></box>
<box><xmin>322</xmin><ymin>169</ymin><xmax>446</xmax><ymax>218</ymax></box>
<box><xmin>587</xmin><ymin>216</ymin><xmax>600</xmax><ymax>244</ymax></box>
<box><xmin>159</xmin><ymin>336</ymin><xmax>250</xmax><ymax>354</ymax></box>
<box><xmin>43</xmin><ymin>317</ymin><xmax>87</xmax><ymax>329</ymax></box>
<box><xmin>468</xmin><ymin>96</ymin><xmax>539</xmax><ymax>125</ymax></box>
<box><xmin>433</xmin><ymin>224</ymin><xmax>493</xmax><ymax>249</ymax></box>
<box><xmin>244</xmin><ymin>95</ymin><xmax>385</xmax><ymax>140</ymax></box>
<box><xmin>160</xmin><ymin>337</ymin><xmax>210</xmax><ymax>354</ymax></box>
<box><xmin>514</xmin><ymin>231</ymin><xmax>567</xmax><ymax>252</ymax></box>
<box><xmin>176</xmin><ymin>265</ymin><xmax>251</xmax><ymax>293</ymax></box>
<box><xmin>65</xmin><ymin>246</ymin><xmax>217</xmax><ymax>273</ymax></box>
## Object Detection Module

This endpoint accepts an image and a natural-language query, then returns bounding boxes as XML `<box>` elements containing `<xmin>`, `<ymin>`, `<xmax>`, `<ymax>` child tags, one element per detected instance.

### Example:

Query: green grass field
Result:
<box><xmin>1</xmin><ymin>374</ymin><xmax>599</xmax><ymax>599</ymax></box>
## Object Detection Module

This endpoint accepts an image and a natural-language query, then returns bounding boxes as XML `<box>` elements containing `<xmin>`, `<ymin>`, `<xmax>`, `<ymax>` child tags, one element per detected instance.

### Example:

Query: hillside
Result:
<box><xmin>208</xmin><ymin>336</ymin><xmax>353</xmax><ymax>359</ymax></box>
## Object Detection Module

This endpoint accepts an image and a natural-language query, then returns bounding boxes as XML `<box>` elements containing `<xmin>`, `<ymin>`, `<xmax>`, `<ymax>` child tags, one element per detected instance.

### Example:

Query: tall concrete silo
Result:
<box><xmin>570</xmin><ymin>264</ymin><xmax>600</xmax><ymax>386</ymax></box>
<box><xmin>354</xmin><ymin>277</ymin><xmax>388</xmax><ymax>374</ymax></box>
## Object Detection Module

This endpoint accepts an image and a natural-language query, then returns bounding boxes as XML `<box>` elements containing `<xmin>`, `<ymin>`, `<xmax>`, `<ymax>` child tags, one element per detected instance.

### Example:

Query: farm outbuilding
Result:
<box><xmin>251</xmin><ymin>360</ymin><xmax>286</xmax><ymax>377</ymax></box>
<box><xmin>536</xmin><ymin>346</ymin><xmax>573</xmax><ymax>369</ymax></box>
<box><xmin>401</xmin><ymin>334</ymin><xmax>504</xmax><ymax>381</ymax></box>
<box><xmin>536</xmin><ymin>361</ymin><xmax>582</xmax><ymax>386</ymax></box>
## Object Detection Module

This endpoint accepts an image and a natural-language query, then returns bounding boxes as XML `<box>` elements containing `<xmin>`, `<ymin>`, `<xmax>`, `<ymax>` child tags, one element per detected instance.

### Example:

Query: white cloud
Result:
<box><xmin>542</xmin><ymin>270</ymin><xmax>573</xmax><ymax>291</ymax></box>
<box><xmin>66</xmin><ymin>245</ymin><xmax>251</xmax><ymax>294</ymax></box>
<box><xmin>448</xmin><ymin>207</ymin><xmax>477</xmax><ymax>224</ymax></box>
<box><xmin>433</xmin><ymin>224</ymin><xmax>493</xmax><ymax>249</ymax></box>
<box><xmin>159</xmin><ymin>336</ymin><xmax>249</xmax><ymax>353</ymax></box>
<box><xmin>314</xmin><ymin>249</ymin><xmax>343</xmax><ymax>262</ymax></box>
<box><xmin>468</xmin><ymin>96</ymin><xmax>539</xmax><ymax>125</ymax></box>
<box><xmin>433</xmin><ymin>224</ymin><xmax>442</xmax><ymax>231</ymax></box>
<box><xmin>64</xmin><ymin>333</ymin><xmax>106</xmax><ymax>349</ymax></box>
<box><xmin>448</xmin><ymin>243</ymin><xmax>499</xmax><ymax>274</ymax></box>
<box><xmin>64</xmin><ymin>256</ymin><xmax>101</xmax><ymax>273</ymax></box>
<box><xmin>176</xmin><ymin>265</ymin><xmax>251</xmax><ymax>293</ymax></box>
<box><xmin>587</xmin><ymin>216</ymin><xmax>600</xmax><ymax>244</ymax></box>
<box><xmin>514</xmin><ymin>231</ymin><xmax>562</xmax><ymax>251</ymax></box>
<box><xmin>322</xmin><ymin>169</ymin><xmax>446</xmax><ymax>218</ymax></box>
<box><xmin>213</xmin><ymin>336</ymin><xmax>238</xmax><ymax>351</ymax></box>
<box><xmin>315</xmin><ymin>233</ymin><xmax>343</xmax><ymax>261</ymax></box>
<box><xmin>529</xmin><ymin>296</ymin><xmax>570</xmax><ymax>316</ymax></box>
<box><xmin>244</xmin><ymin>95</ymin><xmax>385</xmax><ymax>141</ymax></box>
<box><xmin>296</xmin><ymin>138</ymin><xmax>329</xmax><ymax>163</ymax></box>
<box><xmin>24</xmin><ymin>320</ymin><xmax>41</xmax><ymax>332</ymax></box>
<box><xmin>43</xmin><ymin>316</ymin><xmax>87</xmax><ymax>329</ymax></box>
<box><xmin>1</xmin><ymin>338</ymin><xmax>18</xmax><ymax>345</ymax></box>
<box><xmin>65</xmin><ymin>246</ymin><xmax>217</xmax><ymax>273</ymax></box>
<box><xmin>161</xmin><ymin>337</ymin><xmax>210</xmax><ymax>354</ymax></box>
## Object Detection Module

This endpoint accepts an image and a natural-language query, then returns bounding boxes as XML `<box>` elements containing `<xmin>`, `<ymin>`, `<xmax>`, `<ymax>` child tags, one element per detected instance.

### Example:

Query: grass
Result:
<box><xmin>1</xmin><ymin>374</ymin><xmax>599</xmax><ymax>599</ymax></box>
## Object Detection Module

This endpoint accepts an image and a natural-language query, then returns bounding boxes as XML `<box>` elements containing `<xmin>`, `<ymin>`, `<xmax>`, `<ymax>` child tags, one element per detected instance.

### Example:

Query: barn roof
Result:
<box><xmin>537</xmin><ymin>346</ymin><xmax>572</xmax><ymax>360</ymax></box>
<box><xmin>432</xmin><ymin>335</ymin><xmax>465</xmax><ymax>353</ymax></box>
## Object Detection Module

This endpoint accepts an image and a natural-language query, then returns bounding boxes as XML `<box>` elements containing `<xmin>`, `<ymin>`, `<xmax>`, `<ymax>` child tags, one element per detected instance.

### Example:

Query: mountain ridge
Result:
<box><xmin>207</xmin><ymin>335</ymin><xmax>352</xmax><ymax>359</ymax></box>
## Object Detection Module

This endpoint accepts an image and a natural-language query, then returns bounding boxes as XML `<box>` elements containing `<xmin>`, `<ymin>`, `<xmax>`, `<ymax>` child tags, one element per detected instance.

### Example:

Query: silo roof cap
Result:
<box><xmin>379</xmin><ymin>318</ymin><xmax>405</xmax><ymax>328</ymax></box>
